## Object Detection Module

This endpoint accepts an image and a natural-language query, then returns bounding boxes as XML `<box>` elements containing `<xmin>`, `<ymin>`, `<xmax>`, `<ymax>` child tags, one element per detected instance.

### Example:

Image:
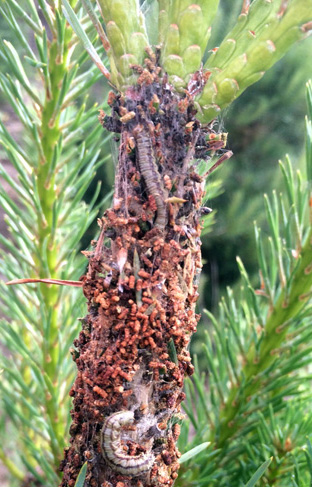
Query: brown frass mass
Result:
<box><xmin>60</xmin><ymin>56</ymin><xmax>224</xmax><ymax>487</ymax></box>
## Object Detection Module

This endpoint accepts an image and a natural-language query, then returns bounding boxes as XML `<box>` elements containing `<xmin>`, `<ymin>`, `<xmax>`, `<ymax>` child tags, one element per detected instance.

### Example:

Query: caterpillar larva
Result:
<box><xmin>101</xmin><ymin>411</ymin><xmax>155</xmax><ymax>477</ymax></box>
<box><xmin>134</xmin><ymin>126</ymin><xmax>166</xmax><ymax>229</ymax></box>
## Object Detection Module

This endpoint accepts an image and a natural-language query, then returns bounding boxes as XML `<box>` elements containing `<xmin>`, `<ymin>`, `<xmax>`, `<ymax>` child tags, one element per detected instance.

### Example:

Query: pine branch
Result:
<box><xmin>160</xmin><ymin>0</ymin><xmax>220</xmax><ymax>85</ymax></box>
<box><xmin>0</xmin><ymin>0</ymin><xmax>112</xmax><ymax>483</ymax></box>
<box><xmin>1</xmin><ymin>2</ymin><xmax>312</xmax><ymax>487</ymax></box>
<box><xmin>196</xmin><ymin>0</ymin><xmax>312</xmax><ymax>122</ymax></box>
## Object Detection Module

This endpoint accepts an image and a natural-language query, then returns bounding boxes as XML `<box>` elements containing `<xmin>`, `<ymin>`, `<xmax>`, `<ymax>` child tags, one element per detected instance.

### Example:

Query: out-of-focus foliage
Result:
<box><xmin>177</xmin><ymin>80</ymin><xmax>312</xmax><ymax>487</ymax></box>
<box><xmin>200</xmin><ymin>7</ymin><xmax>312</xmax><ymax>314</ymax></box>
<box><xmin>0</xmin><ymin>0</ymin><xmax>111</xmax><ymax>484</ymax></box>
<box><xmin>191</xmin><ymin>2</ymin><xmax>312</xmax><ymax>360</ymax></box>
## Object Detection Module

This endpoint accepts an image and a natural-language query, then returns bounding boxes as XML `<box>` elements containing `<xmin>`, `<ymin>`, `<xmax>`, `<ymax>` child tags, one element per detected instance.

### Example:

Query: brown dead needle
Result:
<box><xmin>6</xmin><ymin>278</ymin><xmax>83</xmax><ymax>287</ymax></box>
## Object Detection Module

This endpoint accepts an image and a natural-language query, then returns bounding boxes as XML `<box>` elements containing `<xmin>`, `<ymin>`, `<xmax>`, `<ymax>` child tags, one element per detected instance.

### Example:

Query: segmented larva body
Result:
<box><xmin>134</xmin><ymin>127</ymin><xmax>166</xmax><ymax>228</ymax></box>
<box><xmin>101</xmin><ymin>411</ymin><xmax>155</xmax><ymax>477</ymax></box>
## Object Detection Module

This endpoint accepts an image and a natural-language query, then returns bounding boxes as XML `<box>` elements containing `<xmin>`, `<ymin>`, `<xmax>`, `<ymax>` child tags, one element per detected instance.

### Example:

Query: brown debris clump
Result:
<box><xmin>60</xmin><ymin>54</ymin><xmax>225</xmax><ymax>487</ymax></box>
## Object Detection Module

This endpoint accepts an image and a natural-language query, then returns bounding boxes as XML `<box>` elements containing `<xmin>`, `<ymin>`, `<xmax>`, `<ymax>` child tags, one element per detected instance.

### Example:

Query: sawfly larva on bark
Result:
<box><xmin>134</xmin><ymin>126</ymin><xmax>166</xmax><ymax>229</ymax></box>
<box><xmin>101</xmin><ymin>411</ymin><xmax>155</xmax><ymax>477</ymax></box>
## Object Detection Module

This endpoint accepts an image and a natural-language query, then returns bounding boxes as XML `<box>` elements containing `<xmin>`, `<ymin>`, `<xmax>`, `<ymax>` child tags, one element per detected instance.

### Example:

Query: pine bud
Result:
<box><xmin>110</xmin><ymin>0</ymin><xmax>138</xmax><ymax>36</ymax></box>
<box><xmin>129</xmin><ymin>32</ymin><xmax>149</xmax><ymax>62</ymax></box>
<box><xmin>208</xmin><ymin>39</ymin><xmax>236</xmax><ymax>70</ymax></box>
<box><xmin>118</xmin><ymin>53</ymin><xmax>138</xmax><ymax>77</ymax></box>
<box><xmin>164</xmin><ymin>24</ymin><xmax>180</xmax><ymax>57</ymax></box>
<box><xmin>178</xmin><ymin>5</ymin><xmax>206</xmax><ymax>52</ymax></box>
<box><xmin>182</xmin><ymin>44</ymin><xmax>202</xmax><ymax>76</ymax></box>
<box><xmin>163</xmin><ymin>54</ymin><xmax>185</xmax><ymax>79</ymax></box>
<box><xmin>246</xmin><ymin>40</ymin><xmax>276</xmax><ymax>73</ymax></box>
<box><xmin>106</xmin><ymin>21</ymin><xmax>126</xmax><ymax>58</ymax></box>
<box><xmin>169</xmin><ymin>75</ymin><xmax>187</xmax><ymax>90</ymax></box>
<box><xmin>159</xmin><ymin>9</ymin><xmax>169</xmax><ymax>45</ymax></box>
<box><xmin>215</xmin><ymin>78</ymin><xmax>239</xmax><ymax>105</ymax></box>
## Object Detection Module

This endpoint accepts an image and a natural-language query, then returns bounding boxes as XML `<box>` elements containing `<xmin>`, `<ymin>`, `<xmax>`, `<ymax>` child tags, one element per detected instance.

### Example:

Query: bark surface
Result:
<box><xmin>60</xmin><ymin>58</ymin><xmax>221</xmax><ymax>487</ymax></box>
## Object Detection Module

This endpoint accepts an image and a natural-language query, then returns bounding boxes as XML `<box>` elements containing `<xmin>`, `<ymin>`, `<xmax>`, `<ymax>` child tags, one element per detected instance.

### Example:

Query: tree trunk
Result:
<box><xmin>60</xmin><ymin>61</ymin><xmax>219</xmax><ymax>487</ymax></box>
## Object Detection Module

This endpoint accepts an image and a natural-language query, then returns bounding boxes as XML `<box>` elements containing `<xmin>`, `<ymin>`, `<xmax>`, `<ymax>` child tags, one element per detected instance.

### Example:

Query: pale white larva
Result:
<box><xmin>101</xmin><ymin>411</ymin><xmax>155</xmax><ymax>477</ymax></box>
